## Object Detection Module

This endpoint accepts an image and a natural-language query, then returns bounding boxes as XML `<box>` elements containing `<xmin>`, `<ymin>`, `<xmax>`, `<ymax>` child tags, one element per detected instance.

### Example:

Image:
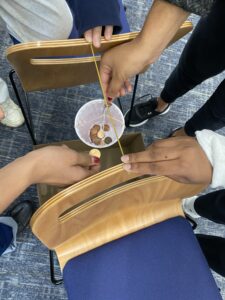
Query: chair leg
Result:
<box><xmin>49</xmin><ymin>250</ymin><xmax>63</xmax><ymax>285</ymax></box>
<box><xmin>24</xmin><ymin>92</ymin><xmax>35</xmax><ymax>135</ymax></box>
<box><xmin>9</xmin><ymin>69</ymin><xmax>37</xmax><ymax>145</ymax></box>
<box><xmin>117</xmin><ymin>97</ymin><xmax>124</xmax><ymax>114</ymax></box>
<box><xmin>126</xmin><ymin>75</ymin><xmax>139</xmax><ymax>127</ymax></box>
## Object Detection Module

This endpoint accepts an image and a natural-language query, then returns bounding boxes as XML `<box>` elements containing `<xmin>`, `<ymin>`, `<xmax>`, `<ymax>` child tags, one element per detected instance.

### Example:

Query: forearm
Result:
<box><xmin>165</xmin><ymin>0</ymin><xmax>214</xmax><ymax>16</ymax></box>
<box><xmin>0</xmin><ymin>146</ymin><xmax>99</xmax><ymax>213</ymax></box>
<box><xmin>137</xmin><ymin>0</ymin><xmax>190</xmax><ymax>64</ymax></box>
<box><xmin>0</xmin><ymin>154</ymin><xmax>34</xmax><ymax>213</ymax></box>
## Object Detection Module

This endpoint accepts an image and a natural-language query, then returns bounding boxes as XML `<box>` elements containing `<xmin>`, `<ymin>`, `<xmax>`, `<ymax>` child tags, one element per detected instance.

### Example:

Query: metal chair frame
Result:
<box><xmin>9</xmin><ymin>69</ymin><xmax>139</xmax><ymax>145</ymax></box>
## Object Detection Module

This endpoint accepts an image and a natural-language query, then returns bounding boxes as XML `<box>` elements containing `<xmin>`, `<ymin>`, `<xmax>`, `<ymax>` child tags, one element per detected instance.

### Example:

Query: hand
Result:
<box><xmin>84</xmin><ymin>25</ymin><xmax>113</xmax><ymax>48</ymax></box>
<box><xmin>28</xmin><ymin>145</ymin><xmax>100</xmax><ymax>186</ymax></box>
<box><xmin>121</xmin><ymin>136</ymin><xmax>213</xmax><ymax>185</ymax></box>
<box><xmin>99</xmin><ymin>0</ymin><xmax>189</xmax><ymax>99</ymax></box>
<box><xmin>0</xmin><ymin>107</ymin><xmax>4</xmax><ymax>120</ymax></box>
<box><xmin>100</xmin><ymin>38</ymin><xmax>151</xmax><ymax>99</ymax></box>
<box><xmin>0</xmin><ymin>145</ymin><xmax>101</xmax><ymax>212</ymax></box>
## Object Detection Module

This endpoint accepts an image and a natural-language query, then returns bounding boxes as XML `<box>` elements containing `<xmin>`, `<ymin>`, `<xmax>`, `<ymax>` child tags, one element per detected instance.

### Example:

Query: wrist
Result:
<box><xmin>22</xmin><ymin>151</ymin><xmax>40</xmax><ymax>186</ymax></box>
<box><xmin>0</xmin><ymin>152</ymin><xmax>38</xmax><ymax>213</ymax></box>
<box><xmin>136</xmin><ymin>0</ymin><xmax>189</xmax><ymax>65</ymax></box>
<box><xmin>134</xmin><ymin>33</ymin><xmax>161</xmax><ymax>65</ymax></box>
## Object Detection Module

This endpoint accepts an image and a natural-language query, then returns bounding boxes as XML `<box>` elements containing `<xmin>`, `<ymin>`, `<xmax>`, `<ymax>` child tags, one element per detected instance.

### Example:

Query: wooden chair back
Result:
<box><xmin>27</xmin><ymin>21</ymin><xmax>195</xmax><ymax>269</ymax></box>
<box><xmin>6</xmin><ymin>21</ymin><xmax>193</xmax><ymax>92</ymax></box>
<box><xmin>30</xmin><ymin>165</ymin><xmax>205</xmax><ymax>270</ymax></box>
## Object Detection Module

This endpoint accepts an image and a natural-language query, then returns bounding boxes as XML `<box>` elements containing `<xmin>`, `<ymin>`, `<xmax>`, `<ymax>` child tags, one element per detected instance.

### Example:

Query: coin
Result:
<box><xmin>90</xmin><ymin>132</ymin><xmax>97</xmax><ymax>141</ymax></box>
<box><xmin>103</xmin><ymin>124</ymin><xmax>110</xmax><ymax>132</ymax></box>
<box><xmin>92</xmin><ymin>136</ymin><xmax>101</xmax><ymax>145</ymax></box>
<box><xmin>104</xmin><ymin>137</ymin><xmax>112</xmax><ymax>144</ymax></box>
<box><xmin>91</xmin><ymin>124</ymin><xmax>100</xmax><ymax>135</ymax></box>
<box><xmin>90</xmin><ymin>124</ymin><xmax>100</xmax><ymax>141</ymax></box>
<box><xmin>97</xmin><ymin>130</ymin><xmax>105</xmax><ymax>139</ymax></box>
<box><xmin>89</xmin><ymin>149</ymin><xmax>101</xmax><ymax>158</ymax></box>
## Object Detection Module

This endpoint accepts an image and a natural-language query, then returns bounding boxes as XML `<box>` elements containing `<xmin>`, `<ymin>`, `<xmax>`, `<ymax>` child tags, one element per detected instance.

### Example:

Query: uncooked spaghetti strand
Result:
<box><xmin>90</xmin><ymin>43</ymin><xmax>124</xmax><ymax>156</ymax></box>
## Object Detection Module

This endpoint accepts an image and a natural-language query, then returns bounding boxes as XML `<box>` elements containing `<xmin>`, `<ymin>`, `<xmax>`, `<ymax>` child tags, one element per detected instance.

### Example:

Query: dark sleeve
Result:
<box><xmin>164</xmin><ymin>0</ymin><xmax>215</xmax><ymax>16</ymax></box>
<box><xmin>71</xmin><ymin>0</ymin><xmax>122</xmax><ymax>37</ymax></box>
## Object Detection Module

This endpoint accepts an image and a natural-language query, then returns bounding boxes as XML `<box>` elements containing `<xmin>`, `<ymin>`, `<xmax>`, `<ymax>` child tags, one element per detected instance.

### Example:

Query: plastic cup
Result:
<box><xmin>74</xmin><ymin>99</ymin><xmax>125</xmax><ymax>148</ymax></box>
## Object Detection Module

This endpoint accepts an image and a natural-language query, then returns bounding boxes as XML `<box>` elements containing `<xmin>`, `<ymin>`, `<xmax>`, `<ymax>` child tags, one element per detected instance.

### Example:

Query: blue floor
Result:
<box><xmin>0</xmin><ymin>1</ymin><xmax>225</xmax><ymax>299</ymax></box>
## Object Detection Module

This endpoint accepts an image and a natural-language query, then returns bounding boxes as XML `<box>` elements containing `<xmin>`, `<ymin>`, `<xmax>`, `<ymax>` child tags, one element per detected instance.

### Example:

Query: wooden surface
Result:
<box><xmin>31</xmin><ymin>170</ymin><xmax>205</xmax><ymax>269</ymax></box>
<box><xmin>35</xmin><ymin>133</ymin><xmax>145</xmax><ymax>204</ymax></box>
<box><xmin>26</xmin><ymin>21</ymin><xmax>196</xmax><ymax>270</ymax></box>
<box><xmin>7</xmin><ymin>32</ymin><xmax>139</xmax><ymax>91</ymax></box>
<box><xmin>7</xmin><ymin>21</ymin><xmax>193</xmax><ymax>92</ymax></box>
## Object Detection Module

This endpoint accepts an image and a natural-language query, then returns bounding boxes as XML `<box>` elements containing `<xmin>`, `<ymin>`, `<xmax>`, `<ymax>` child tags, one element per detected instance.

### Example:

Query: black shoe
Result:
<box><xmin>7</xmin><ymin>201</ymin><xmax>34</xmax><ymax>233</ymax></box>
<box><xmin>185</xmin><ymin>215</ymin><xmax>197</xmax><ymax>230</ymax></box>
<box><xmin>196</xmin><ymin>234</ymin><xmax>225</xmax><ymax>277</ymax></box>
<box><xmin>125</xmin><ymin>95</ymin><xmax>170</xmax><ymax>127</ymax></box>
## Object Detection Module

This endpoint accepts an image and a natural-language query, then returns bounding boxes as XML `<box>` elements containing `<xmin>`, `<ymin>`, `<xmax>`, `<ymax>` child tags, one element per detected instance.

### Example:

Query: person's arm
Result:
<box><xmin>100</xmin><ymin>0</ymin><xmax>189</xmax><ymax>98</ymax></box>
<box><xmin>121</xmin><ymin>134</ymin><xmax>213</xmax><ymax>185</ymax></box>
<box><xmin>73</xmin><ymin>0</ymin><xmax>122</xmax><ymax>47</ymax></box>
<box><xmin>165</xmin><ymin>0</ymin><xmax>214</xmax><ymax>16</ymax></box>
<box><xmin>0</xmin><ymin>145</ymin><xmax>100</xmax><ymax>213</ymax></box>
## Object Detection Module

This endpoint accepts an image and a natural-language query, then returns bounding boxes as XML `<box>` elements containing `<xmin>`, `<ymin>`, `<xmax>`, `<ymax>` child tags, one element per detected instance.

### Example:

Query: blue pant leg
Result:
<box><xmin>0</xmin><ymin>223</ymin><xmax>13</xmax><ymax>256</ymax></box>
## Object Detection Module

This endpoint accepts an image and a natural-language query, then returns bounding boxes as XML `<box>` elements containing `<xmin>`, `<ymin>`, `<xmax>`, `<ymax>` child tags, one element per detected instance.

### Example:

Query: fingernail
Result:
<box><xmin>121</xmin><ymin>155</ymin><xmax>129</xmax><ymax>163</ymax></box>
<box><xmin>92</xmin><ymin>156</ymin><xmax>100</xmax><ymax>164</ymax></box>
<box><xmin>107</xmin><ymin>97</ymin><xmax>112</xmax><ymax>101</ymax></box>
<box><xmin>123</xmin><ymin>164</ymin><xmax>131</xmax><ymax>171</ymax></box>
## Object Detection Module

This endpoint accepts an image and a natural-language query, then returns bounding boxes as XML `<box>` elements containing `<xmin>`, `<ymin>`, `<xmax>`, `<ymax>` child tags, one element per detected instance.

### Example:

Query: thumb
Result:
<box><xmin>107</xmin><ymin>72</ymin><xmax>124</xmax><ymax>98</ymax></box>
<box><xmin>84</xmin><ymin>29</ymin><xmax>92</xmax><ymax>43</ymax></box>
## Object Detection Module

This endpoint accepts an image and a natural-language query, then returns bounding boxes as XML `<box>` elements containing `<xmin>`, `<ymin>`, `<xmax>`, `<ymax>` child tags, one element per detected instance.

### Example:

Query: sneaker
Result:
<box><xmin>7</xmin><ymin>201</ymin><xmax>34</xmax><ymax>233</ymax></box>
<box><xmin>0</xmin><ymin>97</ymin><xmax>24</xmax><ymax>128</ymax></box>
<box><xmin>124</xmin><ymin>96</ymin><xmax>170</xmax><ymax>127</ymax></box>
<box><xmin>182</xmin><ymin>196</ymin><xmax>200</xmax><ymax>219</ymax></box>
<box><xmin>196</xmin><ymin>234</ymin><xmax>225</xmax><ymax>277</ymax></box>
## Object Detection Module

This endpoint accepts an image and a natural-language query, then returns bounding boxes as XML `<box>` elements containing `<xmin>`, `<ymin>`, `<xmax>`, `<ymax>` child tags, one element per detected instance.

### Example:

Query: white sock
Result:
<box><xmin>182</xmin><ymin>196</ymin><xmax>200</xmax><ymax>219</ymax></box>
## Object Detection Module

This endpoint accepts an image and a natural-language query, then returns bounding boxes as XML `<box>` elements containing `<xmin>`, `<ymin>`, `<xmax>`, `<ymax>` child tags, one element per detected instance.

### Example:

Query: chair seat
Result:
<box><xmin>63</xmin><ymin>217</ymin><xmax>222</xmax><ymax>300</ymax></box>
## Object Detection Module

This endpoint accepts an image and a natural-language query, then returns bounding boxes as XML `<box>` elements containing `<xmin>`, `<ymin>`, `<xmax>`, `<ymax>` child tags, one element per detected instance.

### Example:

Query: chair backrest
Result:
<box><xmin>6</xmin><ymin>32</ymin><xmax>138</xmax><ymax>91</ymax></box>
<box><xmin>30</xmin><ymin>164</ymin><xmax>205</xmax><ymax>270</ymax></box>
<box><xmin>6</xmin><ymin>21</ymin><xmax>193</xmax><ymax>92</ymax></box>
